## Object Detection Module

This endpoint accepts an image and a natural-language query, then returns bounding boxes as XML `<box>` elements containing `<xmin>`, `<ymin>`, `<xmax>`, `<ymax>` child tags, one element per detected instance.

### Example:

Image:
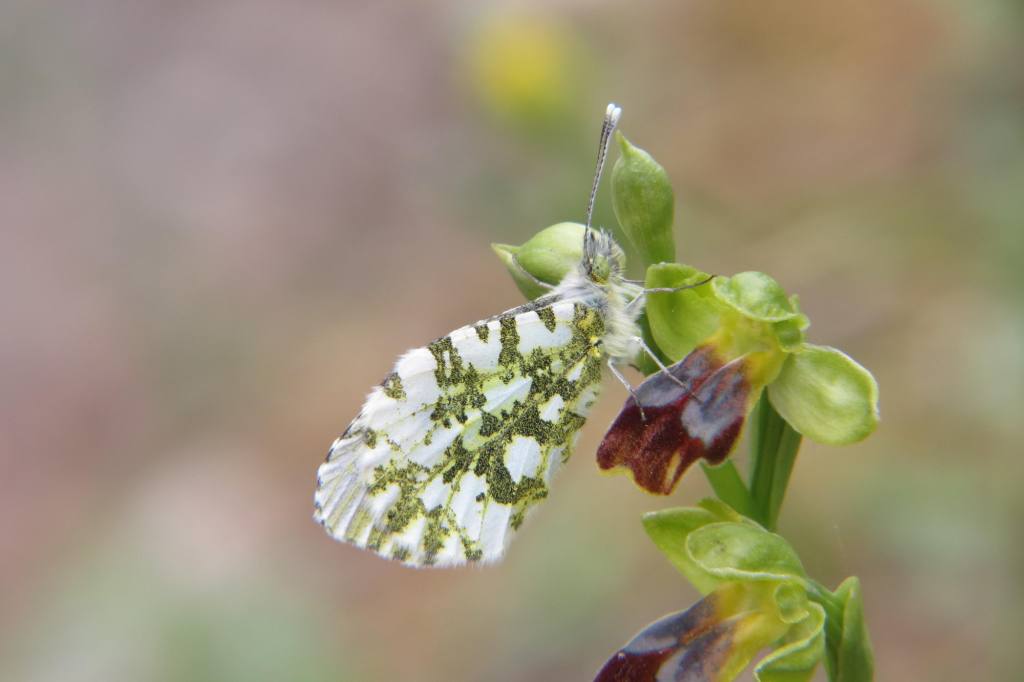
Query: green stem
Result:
<box><xmin>747</xmin><ymin>392</ymin><xmax>802</xmax><ymax>530</ymax></box>
<box><xmin>701</xmin><ymin>461</ymin><xmax>754</xmax><ymax>517</ymax></box>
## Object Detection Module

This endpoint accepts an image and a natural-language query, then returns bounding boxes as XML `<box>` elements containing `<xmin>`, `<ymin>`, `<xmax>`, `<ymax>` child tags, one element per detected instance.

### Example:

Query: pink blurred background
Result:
<box><xmin>2</xmin><ymin>1</ymin><xmax>1020</xmax><ymax>680</ymax></box>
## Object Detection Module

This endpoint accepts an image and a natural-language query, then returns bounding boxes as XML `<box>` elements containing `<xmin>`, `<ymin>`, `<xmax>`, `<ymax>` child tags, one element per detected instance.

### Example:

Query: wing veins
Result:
<box><xmin>373</xmin><ymin>323</ymin><xmax>599</xmax><ymax>560</ymax></box>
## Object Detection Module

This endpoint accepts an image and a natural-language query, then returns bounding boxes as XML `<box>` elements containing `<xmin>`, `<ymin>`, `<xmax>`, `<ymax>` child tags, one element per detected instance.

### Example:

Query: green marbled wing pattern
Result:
<box><xmin>314</xmin><ymin>299</ymin><xmax>606</xmax><ymax>567</ymax></box>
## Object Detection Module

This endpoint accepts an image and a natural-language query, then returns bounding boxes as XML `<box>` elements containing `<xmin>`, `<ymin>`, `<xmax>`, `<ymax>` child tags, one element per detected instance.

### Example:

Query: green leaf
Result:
<box><xmin>767</xmin><ymin>345</ymin><xmax>880</xmax><ymax>445</ymax></box>
<box><xmin>644</xmin><ymin>262</ymin><xmax>722</xmax><ymax>361</ymax></box>
<box><xmin>686</xmin><ymin>522</ymin><xmax>807</xmax><ymax>583</ymax></box>
<box><xmin>611</xmin><ymin>131</ymin><xmax>676</xmax><ymax>266</ymax></box>
<box><xmin>712</xmin><ymin>272</ymin><xmax>801</xmax><ymax>323</ymax></box>
<box><xmin>492</xmin><ymin>221</ymin><xmax>586</xmax><ymax>300</ymax></box>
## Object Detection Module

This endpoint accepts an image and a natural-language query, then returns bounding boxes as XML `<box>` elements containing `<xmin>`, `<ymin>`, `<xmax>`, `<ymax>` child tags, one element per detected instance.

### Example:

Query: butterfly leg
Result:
<box><xmin>607</xmin><ymin>359</ymin><xmax>647</xmax><ymax>422</ymax></box>
<box><xmin>622</xmin><ymin>274</ymin><xmax>714</xmax><ymax>289</ymax></box>
<box><xmin>632</xmin><ymin>335</ymin><xmax>694</xmax><ymax>394</ymax></box>
<box><xmin>642</xmin><ymin>274</ymin><xmax>715</xmax><ymax>294</ymax></box>
<box><xmin>623</xmin><ymin>275</ymin><xmax>715</xmax><ymax>315</ymax></box>
<box><xmin>637</xmin><ymin>337</ymin><xmax>716</xmax><ymax>407</ymax></box>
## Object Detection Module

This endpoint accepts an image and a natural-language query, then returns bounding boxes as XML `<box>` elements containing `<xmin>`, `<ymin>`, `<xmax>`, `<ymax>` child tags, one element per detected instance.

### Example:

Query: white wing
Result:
<box><xmin>314</xmin><ymin>297</ymin><xmax>605</xmax><ymax>567</ymax></box>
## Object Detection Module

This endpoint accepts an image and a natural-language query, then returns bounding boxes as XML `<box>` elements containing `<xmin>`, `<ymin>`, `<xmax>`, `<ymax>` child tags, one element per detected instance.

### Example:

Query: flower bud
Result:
<box><xmin>492</xmin><ymin>222</ymin><xmax>585</xmax><ymax>299</ymax></box>
<box><xmin>611</xmin><ymin>131</ymin><xmax>676</xmax><ymax>266</ymax></box>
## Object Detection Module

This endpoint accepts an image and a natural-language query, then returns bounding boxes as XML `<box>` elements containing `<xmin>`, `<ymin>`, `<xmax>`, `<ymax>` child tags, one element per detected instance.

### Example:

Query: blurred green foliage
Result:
<box><xmin>1</xmin><ymin>1</ymin><xmax>1021</xmax><ymax>681</ymax></box>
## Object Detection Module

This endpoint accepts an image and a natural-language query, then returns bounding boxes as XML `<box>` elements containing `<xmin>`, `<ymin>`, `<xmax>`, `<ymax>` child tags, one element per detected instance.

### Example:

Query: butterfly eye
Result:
<box><xmin>590</xmin><ymin>254</ymin><xmax>612</xmax><ymax>283</ymax></box>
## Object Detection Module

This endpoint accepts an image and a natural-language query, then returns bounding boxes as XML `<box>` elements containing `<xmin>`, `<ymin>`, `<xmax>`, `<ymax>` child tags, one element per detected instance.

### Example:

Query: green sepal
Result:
<box><xmin>492</xmin><ymin>221</ymin><xmax>585</xmax><ymax>300</ymax></box>
<box><xmin>754</xmin><ymin>600</ymin><xmax>826</xmax><ymax>682</ymax></box>
<box><xmin>712</xmin><ymin>271</ymin><xmax>802</xmax><ymax>323</ymax></box>
<box><xmin>611</xmin><ymin>131</ymin><xmax>676</xmax><ymax>266</ymax></box>
<box><xmin>644</xmin><ymin>262</ymin><xmax>722</xmax><ymax>361</ymax></box>
<box><xmin>642</xmin><ymin>504</ymin><xmax>723</xmax><ymax>594</ymax></box>
<box><xmin>767</xmin><ymin>344</ymin><xmax>880</xmax><ymax>445</ymax></box>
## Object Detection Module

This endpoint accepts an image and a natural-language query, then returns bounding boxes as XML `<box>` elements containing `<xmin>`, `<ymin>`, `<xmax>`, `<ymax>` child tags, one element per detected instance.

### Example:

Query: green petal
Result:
<box><xmin>772</xmin><ymin>315</ymin><xmax>809</xmax><ymax>352</ymax></box>
<box><xmin>767</xmin><ymin>345</ymin><xmax>880</xmax><ymax>445</ymax></box>
<box><xmin>686</xmin><ymin>522</ymin><xmax>808</xmax><ymax>583</ymax></box>
<box><xmin>712</xmin><ymin>272</ymin><xmax>801</xmax><ymax>323</ymax></box>
<box><xmin>492</xmin><ymin>221</ymin><xmax>587</xmax><ymax>300</ymax></box>
<box><xmin>755</xmin><ymin>601</ymin><xmax>826</xmax><ymax>682</ymax></box>
<box><xmin>611</xmin><ymin>131</ymin><xmax>676</xmax><ymax>266</ymax></box>
<box><xmin>772</xmin><ymin>582</ymin><xmax>810</xmax><ymax>626</ymax></box>
<box><xmin>644</xmin><ymin>262</ymin><xmax>722</xmax><ymax>361</ymax></box>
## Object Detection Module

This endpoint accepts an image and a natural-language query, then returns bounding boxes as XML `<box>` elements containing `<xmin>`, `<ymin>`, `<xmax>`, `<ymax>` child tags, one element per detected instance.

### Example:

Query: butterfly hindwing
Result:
<box><xmin>314</xmin><ymin>298</ymin><xmax>606</xmax><ymax>567</ymax></box>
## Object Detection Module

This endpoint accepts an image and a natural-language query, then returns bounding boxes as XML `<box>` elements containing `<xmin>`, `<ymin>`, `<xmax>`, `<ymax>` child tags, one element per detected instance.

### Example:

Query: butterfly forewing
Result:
<box><xmin>315</xmin><ymin>298</ymin><xmax>606</xmax><ymax>567</ymax></box>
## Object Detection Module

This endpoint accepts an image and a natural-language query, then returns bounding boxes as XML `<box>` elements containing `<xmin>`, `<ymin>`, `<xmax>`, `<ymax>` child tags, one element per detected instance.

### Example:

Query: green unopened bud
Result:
<box><xmin>492</xmin><ymin>222</ymin><xmax>585</xmax><ymax>300</ymax></box>
<box><xmin>611</xmin><ymin>131</ymin><xmax>676</xmax><ymax>266</ymax></box>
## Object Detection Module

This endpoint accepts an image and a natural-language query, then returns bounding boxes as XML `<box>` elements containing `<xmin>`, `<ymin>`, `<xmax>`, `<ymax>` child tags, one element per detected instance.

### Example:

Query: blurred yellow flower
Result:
<box><xmin>466</xmin><ymin>13</ymin><xmax>581</xmax><ymax>125</ymax></box>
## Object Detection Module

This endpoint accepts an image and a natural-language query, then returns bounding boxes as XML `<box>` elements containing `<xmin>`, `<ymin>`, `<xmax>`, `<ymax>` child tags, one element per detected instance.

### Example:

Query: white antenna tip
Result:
<box><xmin>605</xmin><ymin>103</ymin><xmax>622</xmax><ymax>126</ymax></box>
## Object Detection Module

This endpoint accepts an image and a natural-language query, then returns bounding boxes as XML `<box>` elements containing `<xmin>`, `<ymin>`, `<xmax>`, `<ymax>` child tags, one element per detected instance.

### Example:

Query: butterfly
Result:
<box><xmin>313</xmin><ymin>104</ymin><xmax>695</xmax><ymax>567</ymax></box>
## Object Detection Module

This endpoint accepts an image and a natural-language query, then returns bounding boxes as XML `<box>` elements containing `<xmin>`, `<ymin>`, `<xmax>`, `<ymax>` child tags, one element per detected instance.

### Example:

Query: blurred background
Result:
<box><xmin>2</xmin><ymin>1</ymin><xmax>1021</xmax><ymax>680</ymax></box>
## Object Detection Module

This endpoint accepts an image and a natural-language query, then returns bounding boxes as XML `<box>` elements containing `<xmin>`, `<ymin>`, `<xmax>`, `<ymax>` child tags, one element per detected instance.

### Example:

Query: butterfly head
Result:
<box><xmin>582</xmin><ymin>228</ymin><xmax>626</xmax><ymax>285</ymax></box>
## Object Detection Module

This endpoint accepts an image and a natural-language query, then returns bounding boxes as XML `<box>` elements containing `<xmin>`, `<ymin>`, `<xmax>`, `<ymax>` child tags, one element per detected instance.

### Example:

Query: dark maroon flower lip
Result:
<box><xmin>594</xmin><ymin>592</ymin><xmax>738</xmax><ymax>682</ymax></box>
<box><xmin>597</xmin><ymin>345</ymin><xmax>753</xmax><ymax>495</ymax></box>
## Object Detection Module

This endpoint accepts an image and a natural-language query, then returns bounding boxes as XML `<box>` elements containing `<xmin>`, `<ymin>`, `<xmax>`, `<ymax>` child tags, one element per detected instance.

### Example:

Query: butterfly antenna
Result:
<box><xmin>585</xmin><ymin>103</ymin><xmax>622</xmax><ymax>236</ymax></box>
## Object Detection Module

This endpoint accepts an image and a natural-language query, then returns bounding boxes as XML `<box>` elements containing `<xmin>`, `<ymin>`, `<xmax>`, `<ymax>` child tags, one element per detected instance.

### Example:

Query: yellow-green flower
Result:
<box><xmin>595</xmin><ymin>500</ymin><xmax>871</xmax><ymax>682</ymax></box>
<box><xmin>597</xmin><ymin>264</ymin><xmax>879</xmax><ymax>495</ymax></box>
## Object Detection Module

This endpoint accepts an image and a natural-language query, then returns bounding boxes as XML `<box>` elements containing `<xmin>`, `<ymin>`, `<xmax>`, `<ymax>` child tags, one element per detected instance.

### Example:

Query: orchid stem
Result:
<box><xmin>747</xmin><ymin>392</ymin><xmax>802</xmax><ymax>531</ymax></box>
<box><xmin>701</xmin><ymin>461</ymin><xmax>754</xmax><ymax>517</ymax></box>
